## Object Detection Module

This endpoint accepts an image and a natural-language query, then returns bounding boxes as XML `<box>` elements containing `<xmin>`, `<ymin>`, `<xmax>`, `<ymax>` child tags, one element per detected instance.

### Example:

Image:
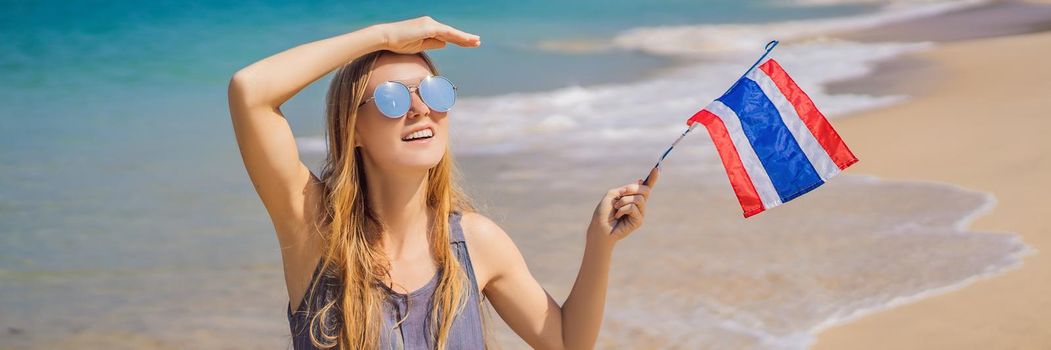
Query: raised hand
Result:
<box><xmin>376</xmin><ymin>16</ymin><xmax>481</xmax><ymax>54</ymax></box>
<box><xmin>590</xmin><ymin>166</ymin><xmax>660</xmax><ymax>243</ymax></box>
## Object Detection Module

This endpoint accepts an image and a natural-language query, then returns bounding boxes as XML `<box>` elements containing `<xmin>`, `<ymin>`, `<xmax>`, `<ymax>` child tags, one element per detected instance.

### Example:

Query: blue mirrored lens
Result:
<box><xmin>419</xmin><ymin>76</ymin><xmax>456</xmax><ymax>112</ymax></box>
<box><xmin>374</xmin><ymin>82</ymin><xmax>411</xmax><ymax>118</ymax></box>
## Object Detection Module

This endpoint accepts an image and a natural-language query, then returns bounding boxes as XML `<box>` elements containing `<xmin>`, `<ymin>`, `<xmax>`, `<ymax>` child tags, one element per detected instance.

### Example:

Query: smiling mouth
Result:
<box><xmin>401</xmin><ymin>128</ymin><xmax>435</xmax><ymax>142</ymax></box>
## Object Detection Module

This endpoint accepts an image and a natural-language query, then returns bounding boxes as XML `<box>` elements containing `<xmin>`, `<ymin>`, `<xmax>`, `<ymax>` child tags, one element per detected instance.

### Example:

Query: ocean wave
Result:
<box><xmin>443</xmin><ymin>40</ymin><xmax>926</xmax><ymax>159</ymax></box>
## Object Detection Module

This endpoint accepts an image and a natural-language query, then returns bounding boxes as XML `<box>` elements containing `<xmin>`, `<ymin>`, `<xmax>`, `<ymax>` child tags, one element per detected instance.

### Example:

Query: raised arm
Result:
<box><xmin>465</xmin><ymin>168</ymin><xmax>660</xmax><ymax>350</ymax></box>
<box><xmin>226</xmin><ymin>24</ymin><xmax>389</xmax><ymax>307</ymax></box>
<box><xmin>226</xmin><ymin>16</ymin><xmax>480</xmax><ymax>310</ymax></box>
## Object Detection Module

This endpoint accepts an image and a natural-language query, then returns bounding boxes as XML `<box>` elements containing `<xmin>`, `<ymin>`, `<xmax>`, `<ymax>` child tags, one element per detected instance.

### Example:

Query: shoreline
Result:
<box><xmin>811</xmin><ymin>5</ymin><xmax>1051</xmax><ymax>348</ymax></box>
<box><xmin>806</xmin><ymin>177</ymin><xmax>1035</xmax><ymax>340</ymax></box>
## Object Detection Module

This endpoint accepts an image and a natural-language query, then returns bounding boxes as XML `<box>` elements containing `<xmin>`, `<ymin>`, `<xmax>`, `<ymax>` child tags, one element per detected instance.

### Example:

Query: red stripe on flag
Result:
<box><xmin>759</xmin><ymin>60</ymin><xmax>859</xmax><ymax>170</ymax></box>
<box><xmin>687</xmin><ymin>108</ymin><xmax>715</xmax><ymax>126</ymax></box>
<box><xmin>695</xmin><ymin>110</ymin><xmax>766</xmax><ymax>217</ymax></box>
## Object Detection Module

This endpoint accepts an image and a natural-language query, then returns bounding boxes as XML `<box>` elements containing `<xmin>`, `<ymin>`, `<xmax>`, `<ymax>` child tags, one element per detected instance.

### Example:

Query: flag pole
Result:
<box><xmin>640</xmin><ymin>40</ymin><xmax>779</xmax><ymax>187</ymax></box>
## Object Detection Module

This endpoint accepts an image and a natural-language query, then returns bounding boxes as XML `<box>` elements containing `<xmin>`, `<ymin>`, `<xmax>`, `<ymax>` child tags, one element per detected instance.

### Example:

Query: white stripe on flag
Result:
<box><xmin>747</xmin><ymin>69</ymin><xmax>841</xmax><ymax>181</ymax></box>
<box><xmin>707</xmin><ymin>101</ymin><xmax>783</xmax><ymax>209</ymax></box>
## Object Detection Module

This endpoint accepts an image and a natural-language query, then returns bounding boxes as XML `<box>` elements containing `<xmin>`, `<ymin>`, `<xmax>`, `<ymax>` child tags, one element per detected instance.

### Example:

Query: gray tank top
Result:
<box><xmin>287</xmin><ymin>211</ymin><xmax>486</xmax><ymax>349</ymax></box>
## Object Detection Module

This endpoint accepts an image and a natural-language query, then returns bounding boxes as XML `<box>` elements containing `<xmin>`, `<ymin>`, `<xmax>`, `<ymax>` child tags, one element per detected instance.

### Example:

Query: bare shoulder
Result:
<box><xmin>459</xmin><ymin>211</ymin><xmax>524</xmax><ymax>293</ymax></box>
<box><xmin>460</xmin><ymin>211</ymin><xmax>517</xmax><ymax>256</ymax></box>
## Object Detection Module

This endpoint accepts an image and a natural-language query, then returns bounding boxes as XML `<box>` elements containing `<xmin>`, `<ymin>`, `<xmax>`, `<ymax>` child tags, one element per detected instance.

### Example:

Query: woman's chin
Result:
<box><xmin>394</xmin><ymin>154</ymin><xmax>444</xmax><ymax>171</ymax></box>
<box><xmin>394</xmin><ymin>140</ymin><xmax>445</xmax><ymax>168</ymax></box>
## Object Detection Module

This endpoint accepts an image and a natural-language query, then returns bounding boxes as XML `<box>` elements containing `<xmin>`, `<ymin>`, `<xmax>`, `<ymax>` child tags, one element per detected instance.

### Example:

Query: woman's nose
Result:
<box><xmin>405</xmin><ymin>89</ymin><xmax>430</xmax><ymax>119</ymax></box>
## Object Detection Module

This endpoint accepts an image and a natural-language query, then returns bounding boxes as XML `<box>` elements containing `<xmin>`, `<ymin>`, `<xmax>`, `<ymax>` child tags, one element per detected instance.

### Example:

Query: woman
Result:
<box><xmin>227</xmin><ymin>16</ymin><xmax>659</xmax><ymax>350</ymax></box>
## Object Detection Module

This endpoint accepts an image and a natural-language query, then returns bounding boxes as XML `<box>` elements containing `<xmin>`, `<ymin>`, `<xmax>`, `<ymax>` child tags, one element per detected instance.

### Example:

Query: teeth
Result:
<box><xmin>403</xmin><ymin>128</ymin><xmax>434</xmax><ymax>141</ymax></box>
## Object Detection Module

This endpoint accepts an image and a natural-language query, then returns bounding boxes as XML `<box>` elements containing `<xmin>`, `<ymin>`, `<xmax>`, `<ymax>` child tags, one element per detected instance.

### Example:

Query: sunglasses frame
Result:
<box><xmin>357</xmin><ymin>75</ymin><xmax>458</xmax><ymax>118</ymax></box>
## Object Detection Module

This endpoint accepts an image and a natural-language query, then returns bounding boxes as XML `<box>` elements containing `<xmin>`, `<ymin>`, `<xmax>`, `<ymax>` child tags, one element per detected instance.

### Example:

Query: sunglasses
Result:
<box><xmin>357</xmin><ymin>75</ymin><xmax>458</xmax><ymax>118</ymax></box>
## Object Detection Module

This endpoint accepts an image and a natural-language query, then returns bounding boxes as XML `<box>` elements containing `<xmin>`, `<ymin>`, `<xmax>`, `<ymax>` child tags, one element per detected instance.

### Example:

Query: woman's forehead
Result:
<box><xmin>369</xmin><ymin>53</ymin><xmax>432</xmax><ymax>88</ymax></box>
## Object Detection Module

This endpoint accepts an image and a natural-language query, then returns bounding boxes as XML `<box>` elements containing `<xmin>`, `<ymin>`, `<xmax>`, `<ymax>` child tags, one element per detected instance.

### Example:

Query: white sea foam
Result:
<box><xmin>444</xmin><ymin>40</ymin><xmax>927</xmax><ymax>161</ymax></box>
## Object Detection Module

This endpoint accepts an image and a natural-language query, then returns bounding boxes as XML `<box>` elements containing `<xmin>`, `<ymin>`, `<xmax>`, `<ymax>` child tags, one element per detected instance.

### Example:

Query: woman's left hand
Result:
<box><xmin>589</xmin><ymin>166</ymin><xmax>660</xmax><ymax>244</ymax></box>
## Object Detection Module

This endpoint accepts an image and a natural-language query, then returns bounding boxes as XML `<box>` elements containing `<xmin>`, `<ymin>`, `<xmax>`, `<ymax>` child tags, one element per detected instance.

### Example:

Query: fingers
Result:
<box><xmin>615</xmin><ymin>182</ymin><xmax>652</xmax><ymax>199</ymax></box>
<box><xmin>602</xmin><ymin>172</ymin><xmax>658</xmax><ymax>237</ymax></box>
<box><xmin>443</xmin><ymin>26</ymin><xmax>481</xmax><ymax>47</ymax></box>
<box><xmin>613</xmin><ymin>194</ymin><xmax>646</xmax><ymax>215</ymax></box>
<box><xmin>397</xmin><ymin>16</ymin><xmax>480</xmax><ymax>52</ymax></box>
<box><xmin>643</xmin><ymin>166</ymin><xmax>661</xmax><ymax>188</ymax></box>
<box><xmin>430</xmin><ymin>21</ymin><xmax>481</xmax><ymax>47</ymax></box>
<box><xmin>613</xmin><ymin>202</ymin><xmax>640</xmax><ymax>220</ymax></box>
<box><xmin>611</xmin><ymin>203</ymin><xmax>644</xmax><ymax>239</ymax></box>
<box><xmin>613</xmin><ymin>206</ymin><xmax>643</xmax><ymax>238</ymax></box>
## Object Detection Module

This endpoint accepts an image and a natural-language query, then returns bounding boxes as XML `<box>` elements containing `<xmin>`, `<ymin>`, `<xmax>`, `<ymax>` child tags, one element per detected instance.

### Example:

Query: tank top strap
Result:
<box><xmin>447</xmin><ymin>210</ymin><xmax>481</xmax><ymax>295</ymax></box>
<box><xmin>448</xmin><ymin>210</ymin><xmax>466</xmax><ymax>243</ymax></box>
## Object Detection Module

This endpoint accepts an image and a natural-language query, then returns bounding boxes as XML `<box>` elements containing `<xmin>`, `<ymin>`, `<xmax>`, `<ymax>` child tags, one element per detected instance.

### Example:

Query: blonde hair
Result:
<box><xmin>296</xmin><ymin>50</ymin><xmax>497</xmax><ymax>349</ymax></box>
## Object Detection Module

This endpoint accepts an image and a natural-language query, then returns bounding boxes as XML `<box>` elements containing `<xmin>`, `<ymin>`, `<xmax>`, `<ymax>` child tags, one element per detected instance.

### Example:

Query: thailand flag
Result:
<box><xmin>687</xmin><ymin>59</ymin><xmax>858</xmax><ymax>218</ymax></box>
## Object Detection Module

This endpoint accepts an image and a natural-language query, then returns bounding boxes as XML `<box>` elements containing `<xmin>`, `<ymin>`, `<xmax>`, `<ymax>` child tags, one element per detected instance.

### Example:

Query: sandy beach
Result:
<box><xmin>813</xmin><ymin>7</ymin><xmax>1051</xmax><ymax>349</ymax></box>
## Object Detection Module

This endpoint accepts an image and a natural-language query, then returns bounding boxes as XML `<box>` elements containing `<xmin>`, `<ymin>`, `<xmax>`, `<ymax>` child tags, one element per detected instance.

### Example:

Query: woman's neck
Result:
<box><xmin>362</xmin><ymin>158</ymin><xmax>432</xmax><ymax>260</ymax></box>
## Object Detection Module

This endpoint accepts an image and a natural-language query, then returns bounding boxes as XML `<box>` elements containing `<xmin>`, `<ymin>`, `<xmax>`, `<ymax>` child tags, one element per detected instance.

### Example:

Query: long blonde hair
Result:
<box><xmin>301</xmin><ymin>50</ymin><xmax>495</xmax><ymax>349</ymax></box>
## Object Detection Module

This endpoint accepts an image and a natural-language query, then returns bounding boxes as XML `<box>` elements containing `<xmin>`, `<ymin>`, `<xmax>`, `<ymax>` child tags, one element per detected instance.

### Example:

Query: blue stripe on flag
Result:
<box><xmin>718</xmin><ymin>78</ymin><xmax>824</xmax><ymax>202</ymax></box>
